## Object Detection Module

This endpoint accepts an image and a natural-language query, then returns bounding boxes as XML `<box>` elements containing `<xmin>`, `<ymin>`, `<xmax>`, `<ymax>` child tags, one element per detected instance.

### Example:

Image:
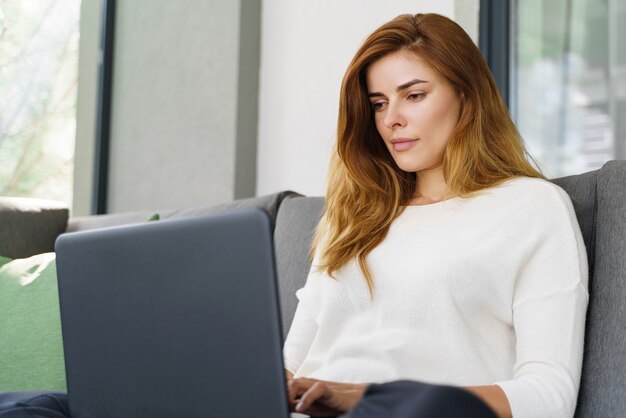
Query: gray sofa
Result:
<box><xmin>0</xmin><ymin>160</ymin><xmax>624</xmax><ymax>417</ymax></box>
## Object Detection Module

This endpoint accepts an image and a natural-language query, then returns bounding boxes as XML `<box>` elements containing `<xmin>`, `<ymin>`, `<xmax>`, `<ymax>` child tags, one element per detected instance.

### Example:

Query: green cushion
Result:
<box><xmin>0</xmin><ymin>253</ymin><xmax>66</xmax><ymax>391</ymax></box>
<box><xmin>0</xmin><ymin>255</ymin><xmax>11</xmax><ymax>269</ymax></box>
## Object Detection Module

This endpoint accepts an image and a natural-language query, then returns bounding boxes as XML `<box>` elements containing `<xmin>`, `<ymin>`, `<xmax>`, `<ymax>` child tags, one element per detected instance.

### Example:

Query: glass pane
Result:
<box><xmin>512</xmin><ymin>0</ymin><xmax>626</xmax><ymax>177</ymax></box>
<box><xmin>0</xmin><ymin>0</ymin><xmax>80</xmax><ymax>206</ymax></box>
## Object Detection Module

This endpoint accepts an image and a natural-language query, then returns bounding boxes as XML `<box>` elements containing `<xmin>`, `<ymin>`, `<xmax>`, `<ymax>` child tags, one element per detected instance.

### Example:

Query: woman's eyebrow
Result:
<box><xmin>368</xmin><ymin>79</ymin><xmax>428</xmax><ymax>98</ymax></box>
<box><xmin>396</xmin><ymin>78</ymin><xmax>427</xmax><ymax>91</ymax></box>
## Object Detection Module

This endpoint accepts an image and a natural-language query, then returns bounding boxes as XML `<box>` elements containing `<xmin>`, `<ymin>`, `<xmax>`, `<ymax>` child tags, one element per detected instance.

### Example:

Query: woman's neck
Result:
<box><xmin>413</xmin><ymin>166</ymin><xmax>452</xmax><ymax>203</ymax></box>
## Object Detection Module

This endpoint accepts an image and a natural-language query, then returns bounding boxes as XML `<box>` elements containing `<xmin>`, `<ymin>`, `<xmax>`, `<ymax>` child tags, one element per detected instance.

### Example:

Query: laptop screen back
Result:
<box><xmin>55</xmin><ymin>209</ymin><xmax>290</xmax><ymax>418</ymax></box>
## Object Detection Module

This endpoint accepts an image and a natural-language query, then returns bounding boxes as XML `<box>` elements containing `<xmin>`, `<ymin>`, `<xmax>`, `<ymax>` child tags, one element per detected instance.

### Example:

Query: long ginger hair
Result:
<box><xmin>313</xmin><ymin>13</ymin><xmax>544</xmax><ymax>296</ymax></box>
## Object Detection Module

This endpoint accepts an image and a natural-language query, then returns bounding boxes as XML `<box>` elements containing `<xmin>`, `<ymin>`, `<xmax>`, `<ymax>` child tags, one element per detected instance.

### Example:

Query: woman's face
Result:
<box><xmin>365</xmin><ymin>51</ymin><xmax>461</xmax><ymax>173</ymax></box>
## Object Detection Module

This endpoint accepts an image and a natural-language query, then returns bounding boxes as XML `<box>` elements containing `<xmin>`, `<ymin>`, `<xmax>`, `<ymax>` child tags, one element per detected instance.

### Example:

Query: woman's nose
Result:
<box><xmin>383</xmin><ymin>102</ymin><xmax>407</xmax><ymax>129</ymax></box>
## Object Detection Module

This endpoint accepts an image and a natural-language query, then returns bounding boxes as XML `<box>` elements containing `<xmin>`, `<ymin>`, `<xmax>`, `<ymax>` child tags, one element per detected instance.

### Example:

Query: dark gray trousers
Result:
<box><xmin>344</xmin><ymin>380</ymin><xmax>499</xmax><ymax>418</ymax></box>
<box><xmin>0</xmin><ymin>381</ymin><xmax>498</xmax><ymax>417</ymax></box>
<box><xmin>0</xmin><ymin>392</ymin><xmax>69</xmax><ymax>418</ymax></box>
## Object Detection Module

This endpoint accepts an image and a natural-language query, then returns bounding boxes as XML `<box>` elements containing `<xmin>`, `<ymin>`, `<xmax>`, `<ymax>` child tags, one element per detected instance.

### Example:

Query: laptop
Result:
<box><xmin>55</xmin><ymin>208</ymin><xmax>292</xmax><ymax>418</ymax></box>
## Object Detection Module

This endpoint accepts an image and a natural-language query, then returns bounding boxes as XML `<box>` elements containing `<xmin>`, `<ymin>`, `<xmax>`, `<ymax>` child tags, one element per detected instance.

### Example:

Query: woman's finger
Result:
<box><xmin>296</xmin><ymin>381</ymin><xmax>332</xmax><ymax>413</ymax></box>
<box><xmin>287</xmin><ymin>379</ymin><xmax>303</xmax><ymax>404</ymax></box>
<box><xmin>288</xmin><ymin>378</ymin><xmax>318</xmax><ymax>405</ymax></box>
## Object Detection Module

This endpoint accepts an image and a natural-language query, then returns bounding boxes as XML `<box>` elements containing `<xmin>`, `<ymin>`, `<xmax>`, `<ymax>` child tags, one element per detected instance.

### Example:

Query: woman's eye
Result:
<box><xmin>408</xmin><ymin>93</ymin><xmax>425</xmax><ymax>101</ymax></box>
<box><xmin>371</xmin><ymin>102</ymin><xmax>386</xmax><ymax>111</ymax></box>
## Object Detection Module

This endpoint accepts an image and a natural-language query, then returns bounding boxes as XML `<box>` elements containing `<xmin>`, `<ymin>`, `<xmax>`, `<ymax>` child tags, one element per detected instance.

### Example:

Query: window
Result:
<box><xmin>0</xmin><ymin>0</ymin><xmax>80</xmax><ymax>205</ymax></box>
<box><xmin>511</xmin><ymin>0</ymin><xmax>625</xmax><ymax>177</ymax></box>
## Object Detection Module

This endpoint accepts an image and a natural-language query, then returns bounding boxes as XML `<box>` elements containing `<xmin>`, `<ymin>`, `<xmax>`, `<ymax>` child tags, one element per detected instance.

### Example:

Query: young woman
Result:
<box><xmin>284</xmin><ymin>13</ymin><xmax>588</xmax><ymax>418</ymax></box>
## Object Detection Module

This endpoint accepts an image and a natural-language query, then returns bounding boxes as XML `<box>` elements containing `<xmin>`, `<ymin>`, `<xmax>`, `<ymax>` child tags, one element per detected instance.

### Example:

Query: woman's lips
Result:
<box><xmin>391</xmin><ymin>139</ymin><xmax>418</xmax><ymax>152</ymax></box>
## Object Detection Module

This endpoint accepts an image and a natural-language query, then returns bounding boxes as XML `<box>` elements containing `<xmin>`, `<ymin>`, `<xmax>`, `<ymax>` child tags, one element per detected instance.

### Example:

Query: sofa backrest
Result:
<box><xmin>273</xmin><ymin>161</ymin><xmax>626</xmax><ymax>417</ymax></box>
<box><xmin>0</xmin><ymin>197</ymin><xmax>68</xmax><ymax>259</ymax></box>
<box><xmin>273</xmin><ymin>195</ymin><xmax>324</xmax><ymax>336</ymax></box>
<box><xmin>66</xmin><ymin>191</ymin><xmax>298</xmax><ymax>233</ymax></box>
<box><xmin>565</xmin><ymin>161</ymin><xmax>625</xmax><ymax>418</ymax></box>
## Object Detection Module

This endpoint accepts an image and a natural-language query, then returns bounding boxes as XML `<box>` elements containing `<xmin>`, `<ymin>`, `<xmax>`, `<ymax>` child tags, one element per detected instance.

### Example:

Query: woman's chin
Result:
<box><xmin>392</xmin><ymin>157</ymin><xmax>444</xmax><ymax>174</ymax></box>
<box><xmin>393</xmin><ymin>160</ymin><xmax>423</xmax><ymax>173</ymax></box>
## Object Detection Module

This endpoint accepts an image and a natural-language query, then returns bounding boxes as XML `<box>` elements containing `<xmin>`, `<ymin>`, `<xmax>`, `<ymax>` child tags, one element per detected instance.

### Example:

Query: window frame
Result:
<box><xmin>479</xmin><ymin>0</ymin><xmax>512</xmax><ymax>108</ymax></box>
<box><xmin>93</xmin><ymin>0</ymin><xmax>116</xmax><ymax>215</ymax></box>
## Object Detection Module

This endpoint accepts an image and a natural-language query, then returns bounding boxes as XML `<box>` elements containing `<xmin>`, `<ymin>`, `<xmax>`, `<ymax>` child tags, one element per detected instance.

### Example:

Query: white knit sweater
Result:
<box><xmin>283</xmin><ymin>177</ymin><xmax>589</xmax><ymax>418</ymax></box>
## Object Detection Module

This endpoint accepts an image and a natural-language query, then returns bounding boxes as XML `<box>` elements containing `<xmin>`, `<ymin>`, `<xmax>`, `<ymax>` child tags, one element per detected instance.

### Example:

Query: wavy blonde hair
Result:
<box><xmin>312</xmin><ymin>13</ymin><xmax>544</xmax><ymax>296</ymax></box>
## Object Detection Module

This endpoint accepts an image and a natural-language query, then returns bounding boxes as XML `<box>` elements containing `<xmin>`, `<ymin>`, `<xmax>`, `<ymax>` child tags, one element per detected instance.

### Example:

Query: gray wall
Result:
<box><xmin>74</xmin><ymin>1</ymin><xmax>476</xmax><ymax>214</ymax></box>
<box><xmin>256</xmin><ymin>0</ymin><xmax>477</xmax><ymax>197</ymax></box>
<box><xmin>73</xmin><ymin>0</ymin><xmax>260</xmax><ymax>215</ymax></box>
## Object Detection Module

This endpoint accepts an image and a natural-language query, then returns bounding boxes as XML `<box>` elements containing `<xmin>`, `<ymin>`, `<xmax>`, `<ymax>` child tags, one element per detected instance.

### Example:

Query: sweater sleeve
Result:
<box><xmin>283</xmin><ymin>297</ymin><xmax>318</xmax><ymax>375</ymax></box>
<box><xmin>494</xmin><ymin>185</ymin><xmax>589</xmax><ymax>418</ymax></box>
<box><xmin>282</xmin><ymin>247</ymin><xmax>325</xmax><ymax>375</ymax></box>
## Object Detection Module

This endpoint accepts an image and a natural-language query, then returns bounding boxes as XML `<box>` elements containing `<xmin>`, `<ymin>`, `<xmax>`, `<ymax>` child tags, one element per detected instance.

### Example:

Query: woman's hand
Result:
<box><xmin>288</xmin><ymin>377</ymin><xmax>368</xmax><ymax>417</ymax></box>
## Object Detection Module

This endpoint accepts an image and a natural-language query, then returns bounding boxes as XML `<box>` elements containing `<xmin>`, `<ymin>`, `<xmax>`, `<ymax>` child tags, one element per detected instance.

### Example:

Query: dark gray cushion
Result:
<box><xmin>0</xmin><ymin>198</ymin><xmax>68</xmax><ymax>259</ymax></box>
<box><xmin>551</xmin><ymin>168</ymin><xmax>599</xmax><ymax>282</ymax></box>
<box><xmin>573</xmin><ymin>160</ymin><xmax>626</xmax><ymax>418</ymax></box>
<box><xmin>273</xmin><ymin>195</ymin><xmax>324</xmax><ymax>338</ymax></box>
<box><xmin>67</xmin><ymin>191</ymin><xmax>298</xmax><ymax>233</ymax></box>
<box><xmin>164</xmin><ymin>191</ymin><xmax>297</xmax><ymax>229</ymax></box>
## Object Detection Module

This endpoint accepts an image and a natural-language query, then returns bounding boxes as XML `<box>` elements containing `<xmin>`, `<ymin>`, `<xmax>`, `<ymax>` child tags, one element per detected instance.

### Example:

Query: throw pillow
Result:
<box><xmin>0</xmin><ymin>215</ymin><xmax>159</xmax><ymax>392</ymax></box>
<box><xmin>146</xmin><ymin>213</ymin><xmax>160</xmax><ymax>222</ymax></box>
<box><xmin>0</xmin><ymin>255</ymin><xmax>11</xmax><ymax>269</ymax></box>
<box><xmin>0</xmin><ymin>253</ymin><xmax>66</xmax><ymax>391</ymax></box>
